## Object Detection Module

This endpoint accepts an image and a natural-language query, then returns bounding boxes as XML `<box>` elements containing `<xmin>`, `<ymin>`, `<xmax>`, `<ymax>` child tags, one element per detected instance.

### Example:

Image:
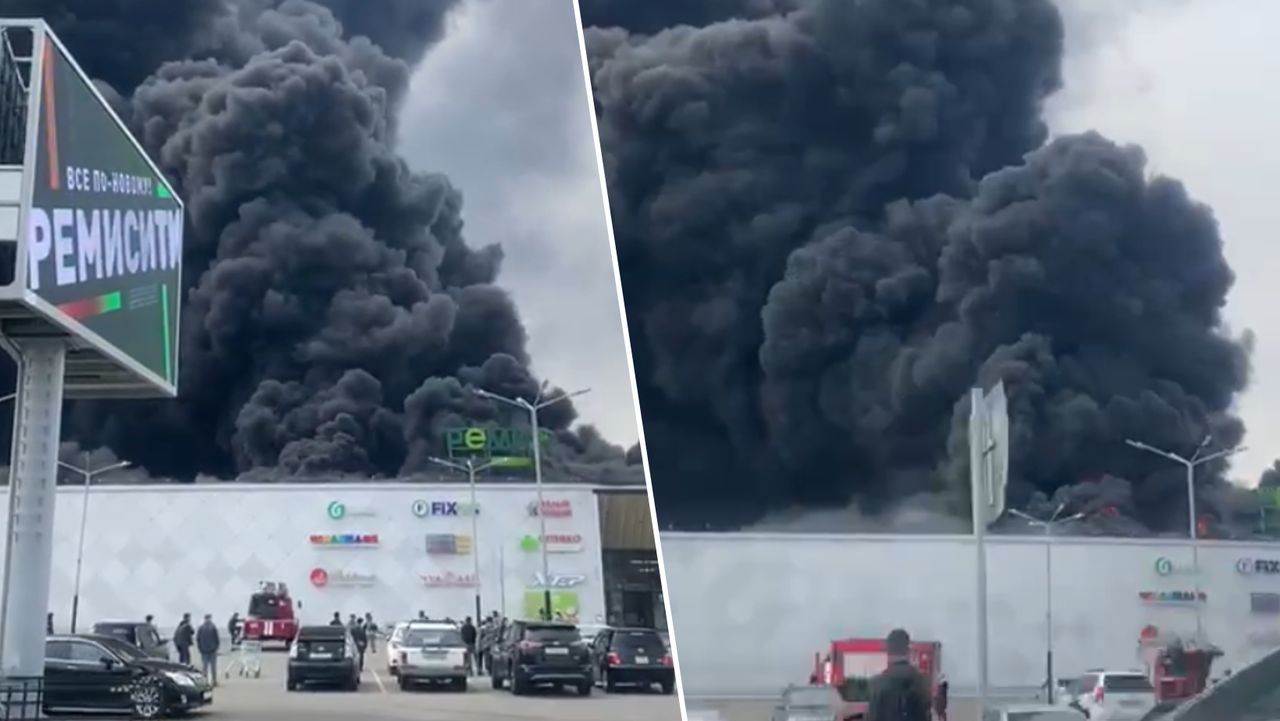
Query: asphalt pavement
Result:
<box><xmin>189</xmin><ymin>649</ymin><xmax>682</xmax><ymax>721</ymax></box>
<box><xmin>687</xmin><ymin>696</ymin><xmax>988</xmax><ymax>721</ymax></box>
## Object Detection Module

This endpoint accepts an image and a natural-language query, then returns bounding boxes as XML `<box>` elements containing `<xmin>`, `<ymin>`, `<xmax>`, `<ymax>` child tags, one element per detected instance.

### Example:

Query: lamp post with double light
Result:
<box><xmin>1009</xmin><ymin>504</ymin><xmax>1085</xmax><ymax>704</ymax></box>
<box><xmin>428</xmin><ymin>456</ymin><xmax>498</xmax><ymax>624</ymax></box>
<box><xmin>61</xmin><ymin>454</ymin><xmax>131</xmax><ymax>632</ymax></box>
<box><xmin>1125</xmin><ymin>435</ymin><xmax>1244</xmax><ymax>642</ymax></box>
<box><xmin>474</xmin><ymin>383</ymin><xmax>590</xmax><ymax>621</ymax></box>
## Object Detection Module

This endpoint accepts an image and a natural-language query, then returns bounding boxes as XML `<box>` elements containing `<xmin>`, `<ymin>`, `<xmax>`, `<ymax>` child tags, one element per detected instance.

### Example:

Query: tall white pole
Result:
<box><xmin>970</xmin><ymin>389</ymin><xmax>990</xmax><ymax>710</ymax></box>
<box><xmin>70</xmin><ymin>458</ymin><xmax>91</xmax><ymax>633</ymax></box>
<box><xmin>529</xmin><ymin>402</ymin><xmax>552</xmax><ymax>620</ymax></box>
<box><xmin>1186</xmin><ymin>460</ymin><xmax>1203</xmax><ymax>641</ymax></box>
<box><xmin>468</xmin><ymin>459</ymin><xmax>482</xmax><ymax>624</ymax></box>
<box><xmin>1045</xmin><ymin>521</ymin><xmax>1054</xmax><ymax>703</ymax></box>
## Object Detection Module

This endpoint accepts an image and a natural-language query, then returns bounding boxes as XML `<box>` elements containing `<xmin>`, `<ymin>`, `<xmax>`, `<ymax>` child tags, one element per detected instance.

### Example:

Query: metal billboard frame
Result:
<box><xmin>5</xmin><ymin>19</ymin><xmax>184</xmax><ymax>399</ymax></box>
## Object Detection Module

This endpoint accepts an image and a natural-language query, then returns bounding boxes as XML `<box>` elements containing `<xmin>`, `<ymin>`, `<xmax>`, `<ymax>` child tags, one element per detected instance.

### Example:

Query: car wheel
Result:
<box><xmin>491</xmin><ymin>667</ymin><xmax>504</xmax><ymax>690</ymax></box>
<box><xmin>661</xmin><ymin>680</ymin><xmax>674</xmax><ymax>695</ymax></box>
<box><xmin>398</xmin><ymin>675</ymin><xmax>410</xmax><ymax>691</ymax></box>
<box><xmin>129</xmin><ymin>677</ymin><xmax>166</xmax><ymax>719</ymax></box>
<box><xmin>605</xmin><ymin>669</ymin><xmax>617</xmax><ymax>692</ymax></box>
<box><xmin>454</xmin><ymin>677</ymin><xmax>467</xmax><ymax>692</ymax></box>
<box><xmin>286</xmin><ymin>676</ymin><xmax>298</xmax><ymax>691</ymax></box>
<box><xmin>578</xmin><ymin>680</ymin><xmax>592</xmax><ymax>697</ymax></box>
<box><xmin>511</xmin><ymin>668</ymin><xmax>530</xmax><ymax>696</ymax></box>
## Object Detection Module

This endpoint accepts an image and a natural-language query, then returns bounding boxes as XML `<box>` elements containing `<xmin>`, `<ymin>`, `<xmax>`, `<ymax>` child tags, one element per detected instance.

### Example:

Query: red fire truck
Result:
<box><xmin>812</xmin><ymin>637</ymin><xmax>942</xmax><ymax>720</ymax></box>
<box><xmin>241</xmin><ymin>582</ymin><xmax>299</xmax><ymax>649</ymax></box>
<box><xmin>1137</xmin><ymin>626</ymin><xmax>1220</xmax><ymax>710</ymax></box>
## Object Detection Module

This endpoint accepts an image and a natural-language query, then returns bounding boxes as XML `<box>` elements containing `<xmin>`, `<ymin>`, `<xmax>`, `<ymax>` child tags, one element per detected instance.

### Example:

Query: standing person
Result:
<box><xmin>227</xmin><ymin>613</ymin><xmax>241</xmax><ymax>647</ymax></box>
<box><xmin>934</xmin><ymin>675</ymin><xmax>949</xmax><ymax>721</ymax></box>
<box><xmin>196</xmin><ymin>614</ymin><xmax>221</xmax><ymax>687</ymax></box>
<box><xmin>364</xmin><ymin>613</ymin><xmax>379</xmax><ymax>654</ymax></box>
<box><xmin>329</xmin><ymin>612</ymin><xmax>343</xmax><ymax>627</ymax></box>
<box><xmin>350</xmin><ymin>619</ymin><xmax>368</xmax><ymax>672</ymax></box>
<box><xmin>460</xmin><ymin>617</ymin><xmax>477</xmax><ymax>675</ymax></box>
<box><xmin>174</xmin><ymin>614</ymin><xmax>194</xmax><ymax>666</ymax></box>
<box><xmin>866</xmin><ymin>629</ymin><xmax>931</xmax><ymax>721</ymax></box>
<box><xmin>144</xmin><ymin>614</ymin><xmax>154</xmax><ymax>627</ymax></box>
<box><xmin>46</xmin><ymin>613</ymin><xmax>53</xmax><ymax>635</ymax></box>
<box><xmin>477</xmin><ymin>618</ymin><xmax>493</xmax><ymax>676</ymax></box>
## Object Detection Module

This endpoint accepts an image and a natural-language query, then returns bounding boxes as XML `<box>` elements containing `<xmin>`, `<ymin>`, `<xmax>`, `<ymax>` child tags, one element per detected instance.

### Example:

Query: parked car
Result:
<box><xmin>385</xmin><ymin>621</ymin><xmax>412</xmax><ymax>677</ymax></box>
<box><xmin>44</xmin><ymin>634</ymin><xmax>212</xmax><ymax>720</ymax></box>
<box><xmin>92</xmin><ymin>621</ymin><xmax>170</xmax><ymax>660</ymax></box>
<box><xmin>577</xmin><ymin>623</ymin><xmax>609</xmax><ymax>645</ymax></box>
<box><xmin>589</xmin><ymin>626</ymin><xmax>675</xmax><ymax>694</ymax></box>
<box><xmin>395</xmin><ymin>621</ymin><xmax>469</xmax><ymax>691</ymax></box>
<box><xmin>981</xmin><ymin>703</ymin><xmax>1086</xmax><ymax>721</ymax></box>
<box><xmin>770</xmin><ymin>683</ymin><xmax>846</xmax><ymax>721</ymax></box>
<box><xmin>1074</xmin><ymin>670</ymin><xmax>1158</xmax><ymax>721</ymax></box>
<box><xmin>491</xmin><ymin>620</ymin><xmax>592</xmax><ymax>696</ymax></box>
<box><xmin>286</xmin><ymin>625</ymin><xmax>360</xmax><ymax>691</ymax></box>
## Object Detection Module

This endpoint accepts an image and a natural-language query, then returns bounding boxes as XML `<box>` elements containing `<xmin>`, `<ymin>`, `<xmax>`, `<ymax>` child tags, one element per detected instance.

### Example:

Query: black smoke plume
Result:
<box><xmin>0</xmin><ymin>0</ymin><xmax>640</xmax><ymax>485</ymax></box>
<box><xmin>585</xmin><ymin>0</ymin><xmax>1255</xmax><ymax>531</ymax></box>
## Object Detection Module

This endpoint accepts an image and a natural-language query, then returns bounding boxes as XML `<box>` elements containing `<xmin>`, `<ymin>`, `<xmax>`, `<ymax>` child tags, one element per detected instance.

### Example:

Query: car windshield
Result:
<box><xmin>403</xmin><ymin>629</ymin><xmax>463</xmax><ymax>646</ymax></box>
<box><xmin>97</xmin><ymin>636</ymin><xmax>147</xmax><ymax>660</ymax></box>
<box><xmin>613</xmin><ymin>631</ymin><xmax>665</xmax><ymax>649</ymax></box>
<box><xmin>526</xmin><ymin>626</ymin><xmax>581</xmax><ymax>643</ymax></box>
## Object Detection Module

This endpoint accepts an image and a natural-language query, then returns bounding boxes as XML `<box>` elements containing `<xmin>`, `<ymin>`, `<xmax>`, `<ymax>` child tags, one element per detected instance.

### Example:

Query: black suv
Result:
<box><xmin>44</xmin><ymin>634</ymin><xmax>212</xmax><ymax>719</ymax></box>
<box><xmin>492</xmin><ymin>621</ymin><xmax>592</xmax><ymax>696</ymax></box>
<box><xmin>92</xmin><ymin>621</ymin><xmax>170</xmax><ymax>660</ymax></box>
<box><xmin>286</xmin><ymin>625</ymin><xmax>361</xmax><ymax>691</ymax></box>
<box><xmin>590</xmin><ymin>627</ymin><xmax>675</xmax><ymax>694</ymax></box>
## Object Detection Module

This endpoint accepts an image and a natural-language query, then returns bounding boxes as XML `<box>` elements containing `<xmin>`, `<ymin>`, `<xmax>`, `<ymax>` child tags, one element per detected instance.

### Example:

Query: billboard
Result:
<box><xmin>22</xmin><ymin>27</ymin><xmax>183</xmax><ymax>395</ymax></box>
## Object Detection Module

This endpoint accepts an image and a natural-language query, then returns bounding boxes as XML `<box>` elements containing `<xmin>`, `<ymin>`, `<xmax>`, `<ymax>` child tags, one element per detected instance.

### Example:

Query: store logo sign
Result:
<box><xmin>411</xmin><ymin>500</ymin><xmax>480</xmax><ymax>518</ymax></box>
<box><xmin>1252</xmin><ymin>592</ymin><xmax>1280</xmax><ymax>614</ymax></box>
<box><xmin>1154</xmin><ymin>557</ymin><xmax>1196</xmax><ymax>576</ymax></box>
<box><xmin>519</xmin><ymin>533</ymin><xmax>583</xmax><ymax>553</ymax></box>
<box><xmin>1139</xmin><ymin>590</ymin><xmax>1206</xmax><ymax>605</ymax></box>
<box><xmin>310</xmin><ymin>533</ymin><xmax>379</xmax><ymax>548</ymax></box>
<box><xmin>530</xmin><ymin>572</ymin><xmax>586</xmax><ymax>588</ymax></box>
<box><xmin>526</xmin><ymin>499</ymin><xmax>572</xmax><ymax>518</ymax></box>
<box><xmin>310</xmin><ymin>567</ymin><xmax>376</xmax><ymax>588</ymax></box>
<box><xmin>326</xmin><ymin>501</ymin><xmax>376</xmax><ymax>520</ymax></box>
<box><xmin>1237</xmin><ymin>558</ymin><xmax>1280</xmax><ymax>575</ymax></box>
<box><xmin>422</xmin><ymin>572</ymin><xmax>479</xmax><ymax>588</ymax></box>
<box><xmin>426</xmin><ymin>534</ymin><xmax>473</xmax><ymax>555</ymax></box>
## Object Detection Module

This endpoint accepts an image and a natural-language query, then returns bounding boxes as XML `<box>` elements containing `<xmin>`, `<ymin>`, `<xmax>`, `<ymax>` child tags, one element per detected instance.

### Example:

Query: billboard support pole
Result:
<box><xmin>969</xmin><ymin>388</ymin><xmax>990</xmax><ymax>711</ymax></box>
<box><xmin>0</xmin><ymin>339</ymin><xmax>67</xmax><ymax>698</ymax></box>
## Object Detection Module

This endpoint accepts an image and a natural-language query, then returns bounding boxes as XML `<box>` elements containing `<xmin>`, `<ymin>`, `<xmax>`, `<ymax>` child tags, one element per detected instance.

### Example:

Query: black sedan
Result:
<box><xmin>590</xmin><ymin>627</ymin><xmax>675</xmax><ymax>694</ymax></box>
<box><xmin>44</xmin><ymin>634</ymin><xmax>212</xmax><ymax>719</ymax></box>
<box><xmin>286</xmin><ymin>625</ymin><xmax>361</xmax><ymax>691</ymax></box>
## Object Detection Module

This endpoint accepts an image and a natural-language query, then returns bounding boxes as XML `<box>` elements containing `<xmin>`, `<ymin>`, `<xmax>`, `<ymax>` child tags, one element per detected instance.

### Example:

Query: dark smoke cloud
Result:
<box><xmin>0</xmin><ymin>0</ymin><xmax>640</xmax><ymax>485</ymax></box>
<box><xmin>585</xmin><ymin>0</ymin><xmax>1256</xmax><ymax>530</ymax></box>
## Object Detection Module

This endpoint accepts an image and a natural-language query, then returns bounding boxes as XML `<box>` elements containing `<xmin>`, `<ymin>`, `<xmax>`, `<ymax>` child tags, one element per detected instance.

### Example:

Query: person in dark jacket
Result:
<box><xmin>934</xmin><ymin>675</ymin><xmax>949</xmax><ymax>721</ymax></box>
<box><xmin>364</xmin><ymin>613</ymin><xmax>379</xmax><ymax>654</ymax></box>
<box><xmin>460</xmin><ymin>617</ymin><xmax>478</xmax><ymax>675</ymax></box>
<box><xmin>228</xmin><ymin>612</ymin><xmax>241</xmax><ymax>646</ymax></box>
<box><xmin>867</xmin><ymin>629</ymin><xmax>931</xmax><ymax>721</ymax></box>
<box><xmin>46</xmin><ymin>613</ymin><xmax>53</xmax><ymax>635</ymax></box>
<box><xmin>174</xmin><ymin>613</ymin><xmax>195</xmax><ymax>665</ymax></box>
<box><xmin>329</xmin><ymin>612</ymin><xmax>343</xmax><ymax>627</ymax></box>
<box><xmin>196</xmin><ymin>614</ymin><xmax>221</xmax><ymax>687</ymax></box>
<box><xmin>350</xmin><ymin>619</ymin><xmax>368</xmax><ymax>671</ymax></box>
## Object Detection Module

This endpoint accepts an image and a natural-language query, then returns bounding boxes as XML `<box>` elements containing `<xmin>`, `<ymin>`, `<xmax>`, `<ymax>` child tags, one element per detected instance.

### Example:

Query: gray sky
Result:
<box><xmin>396</xmin><ymin>0</ymin><xmax>638</xmax><ymax>447</ymax></box>
<box><xmin>1049</xmin><ymin>0</ymin><xmax>1278</xmax><ymax>484</ymax></box>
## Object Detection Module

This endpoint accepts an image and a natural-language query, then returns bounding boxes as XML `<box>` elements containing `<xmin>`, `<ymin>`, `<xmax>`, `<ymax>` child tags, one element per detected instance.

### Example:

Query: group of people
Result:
<box><xmin>328</xmin><ymin>612</ymin><xmax>381</xmax><ymax>670</ymax></box>
<box><xmin>169</xmin><ymin>613</ymin><xmax>223</xmax><ymax>688</ymax></box>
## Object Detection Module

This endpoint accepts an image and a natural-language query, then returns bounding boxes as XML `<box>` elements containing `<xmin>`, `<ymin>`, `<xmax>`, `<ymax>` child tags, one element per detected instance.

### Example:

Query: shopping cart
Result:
<box><xmin>225</xmin><ymin>629</ymin><xmax>263</xmax><ymax>679</ymax></box>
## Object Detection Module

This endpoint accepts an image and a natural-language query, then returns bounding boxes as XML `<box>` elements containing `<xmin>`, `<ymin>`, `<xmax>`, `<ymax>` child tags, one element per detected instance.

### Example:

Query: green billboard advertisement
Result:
<box><xmin>444</xmin><ymin>426</ymin><xmax>551</xmax><ymax>467</ymax></box>
<box><xmin>25</xmin><ymin>32</ymin><xmax>183</xmax><ymax>394</ymax></box>
<box><xmin>521</xmin><ymin>591</ymin><xmax>579</xmax><ymax>623</ymax></box>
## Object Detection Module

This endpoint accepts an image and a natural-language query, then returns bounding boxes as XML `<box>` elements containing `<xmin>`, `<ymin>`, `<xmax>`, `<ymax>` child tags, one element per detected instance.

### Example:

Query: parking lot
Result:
<box><xmin>188</xmin><ymin>650</ymin><xmax>682</xmax><ymax>721</ymax></box>
<box><xmin>688</xmin><ymin>696</ymin><xmax>988</xmax><ymax>721</ymax></box>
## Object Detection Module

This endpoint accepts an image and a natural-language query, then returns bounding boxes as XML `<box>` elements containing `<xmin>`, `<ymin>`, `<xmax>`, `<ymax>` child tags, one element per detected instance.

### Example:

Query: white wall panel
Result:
<box><xmin>660</xmin><ymin>532</ymin><xmax>1280</xmax><ymax>698</ymax></box>
<box><xmin>0</xmin><ymin>483</ymin><xmax>608</xmax><ymax>637</ymax></box>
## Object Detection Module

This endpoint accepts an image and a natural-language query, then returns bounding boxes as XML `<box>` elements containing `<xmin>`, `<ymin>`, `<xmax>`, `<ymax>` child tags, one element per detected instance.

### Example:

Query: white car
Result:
<box><xmin>577</xmin><ymin>623</ymin><xmax>609</xmax><ymax>645</ymax></box>
<box><xmin>394</xmin><ymin>622</ymin><xmax>470</xmax><ymax>691</ymax></box>
<box><xmin>983</xmin><ymin>703</ymin><xmax>1086</xmax><ymax>721</ymax></box>
<box><xmin>1075</xmin><ymin>670</ymin><xmax>1157</xmax><ymax>721</ymax></box>
<box><xmin>385</xmin><ymin>622</ymin><xmax>412</xmax><ymax>677</ymax></box>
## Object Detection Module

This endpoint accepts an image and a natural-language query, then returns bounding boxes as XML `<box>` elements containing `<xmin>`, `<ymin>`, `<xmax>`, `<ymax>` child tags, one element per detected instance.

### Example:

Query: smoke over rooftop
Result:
<box><xmin>1</xmin><ymin>0</ymin><xmax>642</xmax><ymax>485</ymax></box>
<box><xmin>582</xmin><ymin>0</ymin><xmax>1256</xmax><ymax>531</ymax></box>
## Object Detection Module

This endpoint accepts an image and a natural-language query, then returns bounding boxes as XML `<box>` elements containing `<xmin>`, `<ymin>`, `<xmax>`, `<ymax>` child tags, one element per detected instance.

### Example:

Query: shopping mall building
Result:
<box><xmin>662</xmin><ymin>531</ymin><xmax>1280</xmax><ymax>699</ymax></box>
<box><xmin>7</xmin><ymin>481</ymin><xmax>662</xmax><ymax>634</ymax></box>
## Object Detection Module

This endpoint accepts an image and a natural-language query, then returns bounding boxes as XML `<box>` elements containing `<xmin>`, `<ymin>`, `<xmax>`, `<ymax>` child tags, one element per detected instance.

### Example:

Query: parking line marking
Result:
<box><xmin>370</xmin><ymin>666</ymin><xmax>387</xmax><ymax>694</ymax></box>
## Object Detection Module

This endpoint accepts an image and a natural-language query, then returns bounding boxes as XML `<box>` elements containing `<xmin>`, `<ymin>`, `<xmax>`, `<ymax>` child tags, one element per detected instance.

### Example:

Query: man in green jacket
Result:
<box><xmin>867</xmin><ymin>628</ymin><xmax>932</xmax><ymax>721</ymax></box>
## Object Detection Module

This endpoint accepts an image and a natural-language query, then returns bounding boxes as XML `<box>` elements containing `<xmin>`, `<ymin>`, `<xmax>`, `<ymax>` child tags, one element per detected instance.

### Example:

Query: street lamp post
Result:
<box><xmin>62</xmin><ymin>455</ymin><xmax>130</xmax><ymax>632</ymax></box>
<box><xmin>475</xmin><ymin>383</ymin><xmax>590</xmax><ymax>621</ymax></box>
<box><xmin>1010</xmin><ymin>504</ymin><xmax>1085</xmax><ymax>704</ymax></box>
<box><xmin>428</xmin><ymin>456</ymin><xmax>498</xmax><ymax>624</ymax></box>
<box><xmin>1126</xmin><ymin>436</ymin><xmax>1245</xmax><ymax>642</ymax></box>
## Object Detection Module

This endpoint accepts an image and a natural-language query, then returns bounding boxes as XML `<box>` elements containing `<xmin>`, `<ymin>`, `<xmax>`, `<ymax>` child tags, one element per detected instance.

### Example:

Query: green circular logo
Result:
<box><xmin>464</xmin><ymin>428</ymin><xmax>486</xmax><ymax>450</ymax></box>
<box><xmin>1154</xmin><ymin>557</ymin><xmax>1173</xmax><ymax>576</ymax></box>
<box><xmin>327</xmin><ymin>501</ymin><xmax>346</xmax><ymax>520</ymax></box>
<box><xmin>520</xmin><ymin>535</ymin><xmax>539</xmax><ymax>552</ymax></box>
